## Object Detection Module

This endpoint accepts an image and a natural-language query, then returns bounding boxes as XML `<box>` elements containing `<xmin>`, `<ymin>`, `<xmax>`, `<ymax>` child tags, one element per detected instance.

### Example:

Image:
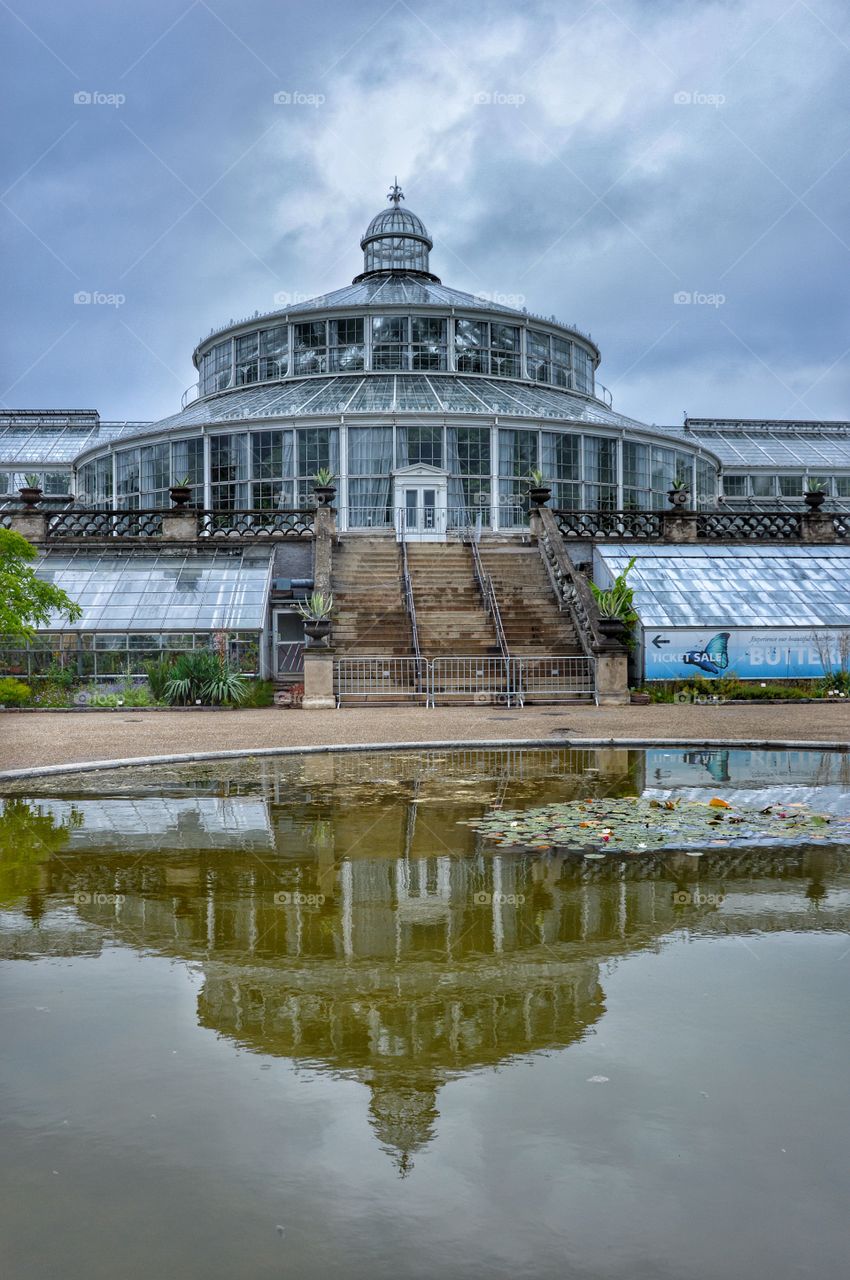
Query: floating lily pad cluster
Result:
<box><xmin>462</xmin><ymin>796</ymin><xmax>845</xmax><ymax>854</ymax></box>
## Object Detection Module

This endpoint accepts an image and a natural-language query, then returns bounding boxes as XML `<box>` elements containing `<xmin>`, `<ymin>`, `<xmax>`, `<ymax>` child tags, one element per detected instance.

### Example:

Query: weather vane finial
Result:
<box><xmin>387</xmin><ymin>177</ymin><xmax>404</xmax><ymax>206</ymax></box>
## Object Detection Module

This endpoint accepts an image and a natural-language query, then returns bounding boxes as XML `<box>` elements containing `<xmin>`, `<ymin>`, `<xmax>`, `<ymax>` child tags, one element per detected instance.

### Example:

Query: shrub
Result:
<box><xmin>164</xmin><ymin>650</ymin><xmax>248</xmax><ymax>707</ymax></box>
<box><xmin>0</xmin><ymin>677</ymin><xmax>32</xmax><ymax>706</ymax></box>
<box><xmin>144</xmin><ymin>658</ymin><xmax>174</xmax><ymax>702</ymax></box>
<box><xmin>239</xmin><ymin>679</ymin><xmax>275</xmax><ymax>708</ymax></box>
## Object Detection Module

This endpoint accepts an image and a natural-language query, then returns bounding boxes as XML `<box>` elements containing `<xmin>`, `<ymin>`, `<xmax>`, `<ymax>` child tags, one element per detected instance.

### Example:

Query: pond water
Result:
<box><xmin>2</xmin><ymin>746</ymin><xmax>850</xmax><ymax>1279</ymax></box>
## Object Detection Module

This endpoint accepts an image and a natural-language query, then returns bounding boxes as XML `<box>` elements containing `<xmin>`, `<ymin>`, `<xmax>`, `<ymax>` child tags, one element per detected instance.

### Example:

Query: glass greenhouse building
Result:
<box><xmin>3</xmin><ymin>191</ymin><xmax>849</xmax><ymax>522</ymax></box>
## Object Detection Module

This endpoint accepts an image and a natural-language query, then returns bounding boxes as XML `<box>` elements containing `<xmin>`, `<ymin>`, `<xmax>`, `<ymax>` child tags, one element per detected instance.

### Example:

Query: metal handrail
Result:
<box><xmin>537</xmin><ymin>507</ymin><xmax>626</xmax><ymax>662</ymax></box>
<box><xmin>468</xmin><ymin>535</ymin><xmax>510</xmax><ymax>661</ymax></box>
<box><xmin>398</xmin><ymin>520</ymin><xmax>427</xmax><ymax>698</ymax></box>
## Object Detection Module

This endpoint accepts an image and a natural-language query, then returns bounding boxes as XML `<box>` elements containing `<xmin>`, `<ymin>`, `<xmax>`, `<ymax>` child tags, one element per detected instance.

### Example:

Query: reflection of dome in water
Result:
<box><xmin>366</xmin><ymin>1079</ymin><xmax>439</xmax><ymax>1176</ymax></box>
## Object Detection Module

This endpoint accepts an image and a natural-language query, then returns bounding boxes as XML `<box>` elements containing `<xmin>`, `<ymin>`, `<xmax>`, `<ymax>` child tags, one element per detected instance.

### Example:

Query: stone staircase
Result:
<box><xmin>331</xmin><ymin>536</ymin><xmax>412</xmax><ymax>654</ymax></box>
<box><xmin>406</xmin><ymin>543</ymin><xmax>499</xmax><ymax>656</ymax></box>
<box><xmin>479</xmin><ymin>542</ymin><xmax>582</xmax><ymax>655</ymax></box>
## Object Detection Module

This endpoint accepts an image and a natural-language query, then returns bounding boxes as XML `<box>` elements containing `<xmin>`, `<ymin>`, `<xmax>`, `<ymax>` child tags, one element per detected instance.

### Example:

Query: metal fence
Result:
<box><xmin>334</xmin><ymin>655</ymin><xmax>596</xmax><ymax>706</ymax></box>
<box><xmin>334</xmin><ymin>657</ymin><xmax>429</xmax><ymax>705</ymax></box>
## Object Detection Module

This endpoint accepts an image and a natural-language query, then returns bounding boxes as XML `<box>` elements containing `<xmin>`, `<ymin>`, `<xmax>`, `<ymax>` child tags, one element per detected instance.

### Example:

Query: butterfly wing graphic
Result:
<box><xmin>703</xmin><ymin>632</ymin><xmax>730</xmax><ymax>671</ymax></box>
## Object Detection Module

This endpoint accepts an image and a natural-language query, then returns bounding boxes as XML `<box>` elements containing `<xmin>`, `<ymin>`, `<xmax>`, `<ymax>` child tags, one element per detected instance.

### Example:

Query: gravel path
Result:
<box><xmin>2</xmin><ymin>703</ymin><xmax>849</xmax><ymax>773</ymax></box>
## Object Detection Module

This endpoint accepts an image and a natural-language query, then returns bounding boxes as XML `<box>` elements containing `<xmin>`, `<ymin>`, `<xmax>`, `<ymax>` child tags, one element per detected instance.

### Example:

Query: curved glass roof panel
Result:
<box><xmin>597</xmin><ymin>544</ymin><xmax>850</xmax><ymax>628</ymax></box>
<box><xmin>682</xmin><ymin>421</ymin><xmax>850</xmax><ymax>469</ymax></box>
<box><xmin>0</xmin><ymin>416</ymin><xmax>147</xmax><ymax>464</ymax></box>
<box><xmin>33</xmin><ymin>548</ymin><xmax>272</xmax><ymax>632</ymax></box>
<box><xmin>131</xmin><ymin>376</ymin><xmax>651</xmax><ymax>442</ymax></box>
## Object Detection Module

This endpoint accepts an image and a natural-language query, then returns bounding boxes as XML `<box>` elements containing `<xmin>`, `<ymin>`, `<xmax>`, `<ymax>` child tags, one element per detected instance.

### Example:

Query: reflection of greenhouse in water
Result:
<box><xmin>4</xmin><ymin>746</ymin><xmax>850</xmax><ymax>1169</ymax></box>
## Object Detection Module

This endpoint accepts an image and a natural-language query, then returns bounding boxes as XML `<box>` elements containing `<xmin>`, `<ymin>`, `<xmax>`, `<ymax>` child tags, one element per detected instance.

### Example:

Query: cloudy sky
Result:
<box><xmin>1</xmin><ymin>0</ymin><xmax>848</xmax><ymax>427</ymax></box>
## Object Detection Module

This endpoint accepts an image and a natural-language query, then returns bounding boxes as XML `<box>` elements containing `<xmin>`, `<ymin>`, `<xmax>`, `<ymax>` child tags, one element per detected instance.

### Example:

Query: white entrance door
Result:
<box><xmin>393</xmin><ymin>468</ymin><xmax>449</xmax><ymax>541</ymax></box>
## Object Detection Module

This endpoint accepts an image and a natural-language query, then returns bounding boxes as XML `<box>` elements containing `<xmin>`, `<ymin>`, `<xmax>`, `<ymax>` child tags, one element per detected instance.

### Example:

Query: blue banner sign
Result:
<box><xmin>643</xmin><ymin>628</ymin><xmax>846</xmax><ymax>681</ymax></box>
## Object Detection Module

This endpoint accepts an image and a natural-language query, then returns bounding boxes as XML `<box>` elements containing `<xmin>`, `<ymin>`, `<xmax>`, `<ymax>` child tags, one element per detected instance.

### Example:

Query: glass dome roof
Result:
<box><xmin>355</xmin><ymin>182</ymin><xmax>439</xmax><ymax>282</ymax></box>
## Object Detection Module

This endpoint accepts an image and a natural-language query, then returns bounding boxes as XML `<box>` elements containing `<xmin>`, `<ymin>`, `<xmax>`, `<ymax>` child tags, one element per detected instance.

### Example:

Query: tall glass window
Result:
<box><xmin>297</xmin><ymin>428</ymin><xmax>339</xmax><ymax>504</ymax></box>
<box><xmin>251</xmin><ymin>430</ymin><xmax>294</xmax><ymax>508</ymax></box>
<box><xmin>623</xmin><ymin>441</ymin><xmax>651</xmax><ymax>509</ymax></box>
<box><xmin>116</xmin><ymin>449</ymin><xmax>140</xmax><ymax>509</ymax></box>
<box><xmin>200</xmin><ymin>340</ymin><xmax>233</xmax><ymax>396</ymax></box>
<box><xmin>210</xmin><ymin>434</ymin><xmax>249</xmax><ymax>508</ymax></box>
<box><xmin>583</xmin><ymin>437</ymin><xmax>617</xmax><ymax>510</ymax></box>
<box><xmin>259</xmin><ymin>325</ymin><xmax>288</xmax><ymax>381</ymax></box>
<box><xmin>347</xmin><ymin>426</ymin><xmax>393</xmax><ymax>527</ymax></box>
<box><xmin>490</xmin><ymin>324</ymin><xmax>521</xmax><ymax>378</ymax></box>
<box><xmin>573</xmin><ymin>346</ymin><xmax>594</xmax><ymax>395</ymax></box>
<box><xmin>235</xmin><ymin>332</ymin><xmax>260</xmax><ymax>385</ymax></box>
<box><xmin>447</xmin><ymin>426</ymin><xmax>491</xmax><ymax>521</ymax></box>
<box><xmin>140</xmin><ymin>443</ymin><xmax>170</xmax><ymax>506</ymax></box>
<box><xmin>372</xmin><ymin>317</ymin><xmax>408</xmax><ymax>370</ymax></box>
<box><xmin>411</xmin><ymin>317</ymin><xmax>447</xmax><ymax>371</ymax></box>
<box><xmin>527</xmin><ymin>329</ymin><xmax>551</xmax><ymax>382</ymax></box>
<box><xmin>293</xmin><ymin>322</ymin><xmax>328</xmax><ymax>376</ymax></box>
<box><xmin>696</xmin><ymin>458</ymin><xmax>717</xmax><ymax>508</ymax></box>
<box><xmin>171</xmin><ymin>437</ymin><xmax>204</xmax><ymax>506</ymax></box>
<box><xmin>498</xmin><ymin>428</ymin><xmax>537</xmax><ymax>527</ymax></box>
<box><xmin>542</xmin><ymin>432</ymin><xmax>581</xmax><ymax>508</ymax></box>
<box><xmin>551</xmin><ymin>337</ymin><xmax>571</xmax><ymax>388</ymax></box>
<box><xmin>329</xmin><ymin>318</ymin><xmax>364</xmax><ymax>373</ymax></box>
<box><xmin>397</xmin><ymin>424</ymin><xmax>442</xmax><ymax>468</ymax></box>
<box><xmin>455</xmin><ymin>320</ymin><xmax>489</xmax><ymax>374</ymax></box>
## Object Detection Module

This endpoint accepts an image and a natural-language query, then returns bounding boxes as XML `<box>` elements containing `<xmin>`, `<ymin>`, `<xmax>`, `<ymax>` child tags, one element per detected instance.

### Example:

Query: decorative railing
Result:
<box><xmin>199</xmin><ymin>509</ymin><xmax>314</xmax><ymax>538</ymax></box>
<box><xmin>47</xmin><ymin>509</ymin><xmax>165</xmax><ymax>538</ymax></box>
<box><xmin>398</xmin><ymin>533</ymin><xmax>427</xmax><ymax>696</ymax></box>
<box><xmin>538</xmin><ymin>507</ymin><xmax>625</xmax><ymax>658</ymax></box>
<box><xmin>695</xmin><ymin>511</ymin><xmax>804</xmax><ymax>540</ymax></box>
<box><xmin>469</xmin><ymin>535</ymin><xmax>509</xmax><ymax>660</ymax></box>
<box><xmin>553</xmin><ymin>510</ymin><xmax>663</xmax><ymax>540</ymax></box>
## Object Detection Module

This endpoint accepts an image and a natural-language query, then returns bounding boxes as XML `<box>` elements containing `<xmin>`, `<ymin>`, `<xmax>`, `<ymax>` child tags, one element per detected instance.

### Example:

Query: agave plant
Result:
<box><xmin>313</xmin><ymin>468</ymin><xmax>336</xmax><ymax>487</ymax></box>
<box><xmin>297</xmin><ymin>591</ymin><xmax>334</xmax><ymax>621</ymax></box>
<box><xmin>590</xmin><ymin>555</ymin><xmax>638</xmax><ymax>623</ymax></box>
<box><xmin>527</xmin><ymin>468</ymin><xmax>547</xmax><ymax>487</ymax></box>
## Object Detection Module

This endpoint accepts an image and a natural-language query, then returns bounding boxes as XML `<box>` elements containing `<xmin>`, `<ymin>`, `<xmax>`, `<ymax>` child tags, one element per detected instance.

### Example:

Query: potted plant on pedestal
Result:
<box><xmin>590</xmin><ymin>555</ymin><xmax>638</xmax><ymax>642</ymax></box>
<box><xmin>18</xmin><ymin>474</ymin><xmax>43</xmax><ymax>506</ymax></box>
<box><xmin>169</xmin><ymin>476</ymin><xmax>192</xmax><ymax>507</ymax></box>
<box><xmin>804</xmin><ymin>479</ymin><xmax>828</xmax><ymax>509</ymax></box>
<box><xmin>297</xmin><ymin>592</ymin><xmax>334</xmax><ymax>644</ymax></box>
<box><xmin>312</xmin><ymin>468</ymin><xmax>337</xmax><ymax>507</ymax></box>
<box><xmin>527</xmin><ymin>469</ymin><xmax>552</xmax><ymax>507</ymax></box>
<box><xmin>667</xmin><ymin>476</ymin><xmax>690</xmax><ymax>508</ymax></box>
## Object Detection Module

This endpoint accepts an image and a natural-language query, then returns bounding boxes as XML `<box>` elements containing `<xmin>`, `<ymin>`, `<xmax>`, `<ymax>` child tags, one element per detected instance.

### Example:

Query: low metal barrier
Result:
<box><xmin>334</xmin><ymin>655</ymin><xmax>595</xmax><ymax>706</ymax></box>
<box><xmin>276</xmin><ymin>641</ymin><xmax>305</xmax><ymax>676</ymax></box>
<box><xmin>334</xmin><ymin>657</ymin><xmax>429</xmax><ymax>705</ymax></box>
<box><xmin>513</xmin><ymin>655</ymin><xmax>596</xmax><ymax>704</ymax></box>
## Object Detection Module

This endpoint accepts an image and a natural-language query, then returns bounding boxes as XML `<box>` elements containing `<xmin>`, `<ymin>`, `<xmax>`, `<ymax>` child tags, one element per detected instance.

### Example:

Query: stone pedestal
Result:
<box><xmin>660</xmin><ymin>511</ymin><xmax>696</xmax><ymax>543</ymax></box>
<box><xmin>162</xmin><ymin>510</ymin><xmax>199</xmax><ymax>540</ymax></box>
<box><xmin>312</xmin><ymin>504</ymin><xmax>336</xmax><ymax>595</ymax></box>
<box><xmin>801</xmin><ymin>511</ymin><xmax>834</xmax><ymax>543</ymax></box>
<box><xmin>594</xmin><ymin>649</ymin><xmax>629</xmax><ymax>705</ymax></box>
<box><xmin>302</xmin><ymin>648</ymin><xmax>336</xmax><ymax>709</ymax></box>
<box><xmin>9</xmin><ymin>511</ymin><xmax>47</xmax><ymax>543</ymax></box>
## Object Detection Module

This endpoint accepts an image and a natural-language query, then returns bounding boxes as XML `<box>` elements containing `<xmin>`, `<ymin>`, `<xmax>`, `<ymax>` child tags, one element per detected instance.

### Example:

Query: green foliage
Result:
<box><xmin>0</xmin><ymin>677</ymin><xmax>32</xmax><ymax>706</ymax></box>
<box><xmin>818</xmin><ymin>669</ymin><xmax>850</xmax><ymax>696</ymax></box>
<box><xmin>23</xmin><ymin>474</ymin><xmax>41</xmax><ymax>489</ymax></box>
<box><xmin>297</xmin><ymin>591</ymin><xmax>334</xmax><ymax>621</ymax></box>
<box><xmin>805</xmin><ymin>478</ymin><xmax>828</xmax><ymax>493</ymax></box>
<box><xmin>144</xmin><ymin>657</ymin><xmax>175</xmax><ymax>701</ymax></box>
<box><xmin>164</xmin><ymin>650</ymin><xmax>248</xmax><ymax>706</ymax></box>
<box><xmin>0</xmin><ymin>529</ymin><xmax>82</xmax><ymax>639</ymax></box>
<box><xmin>590</xmin><ymin>556</ymin><xmax>638</xmax><ymax>623</ymax></box>
<box><xmin>313</xmin><ymin>468</ymin><xmax>336</xmax><ymax>486</ymax></box>
<box><xmin>527</xmin><ymin>468</ymin><xmax>547</xmax><ymax>486</ymax></box>
<box><xmin>238</xmin><ymin>679</ymin><xmax>275</xmax><ymax>708</ymax></box>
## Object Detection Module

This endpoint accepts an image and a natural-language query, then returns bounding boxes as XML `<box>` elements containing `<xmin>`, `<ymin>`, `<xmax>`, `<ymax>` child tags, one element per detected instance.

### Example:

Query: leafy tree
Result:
<box><xmin>0</xmin><ymin>528</ymin><xmax>82</xmax><ymax>638</ymax></box>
